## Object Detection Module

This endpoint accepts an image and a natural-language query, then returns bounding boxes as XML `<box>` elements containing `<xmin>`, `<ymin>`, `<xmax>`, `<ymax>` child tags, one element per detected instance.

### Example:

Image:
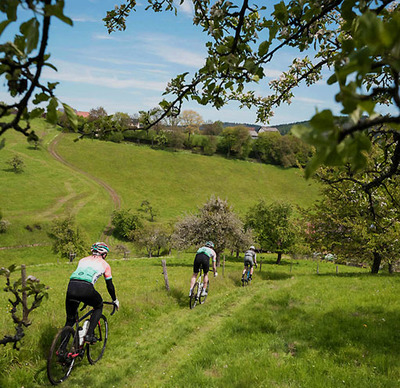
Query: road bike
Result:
<box><xmin>189</xmin><ymin>268</ymin><xmax>210</xmax><ymax>309</ymax></box>
<box><xmin>47</xmin><ymin>301</ymin><xmax>116</xmax><ymax>385</ymax></box>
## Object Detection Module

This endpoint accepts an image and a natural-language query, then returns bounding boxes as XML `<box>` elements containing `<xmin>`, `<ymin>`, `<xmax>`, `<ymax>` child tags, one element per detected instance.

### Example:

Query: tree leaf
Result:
<box><xmin>46</xmin><ymin>98</ymin><xmax>58</xmax><ymax>125</ymax></box>
<box><xmin>20</xmin><ymin>18</ymin><xmax>39</xmax><ymax>54</ymax></box>
<box><xmin>62</xmin><ymin>103</ymin><xmax>78</xmax><ymax>131</ymax></box>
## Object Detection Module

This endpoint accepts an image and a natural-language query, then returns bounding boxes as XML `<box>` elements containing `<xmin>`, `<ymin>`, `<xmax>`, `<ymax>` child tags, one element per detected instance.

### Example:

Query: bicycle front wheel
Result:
<box><xmin>189</xmin><ymin>283</ymin><xmax>199</xmax><ymax>309</ymax></box>
<box><xmin>87</xmin><ymin>314</ymin><xmax>108</xmax><ymax>364</ymax></box>
<box><xmin>47</xmin><ymin>326</ymin><xmax>76</xmax><ymax>385</ymax></box>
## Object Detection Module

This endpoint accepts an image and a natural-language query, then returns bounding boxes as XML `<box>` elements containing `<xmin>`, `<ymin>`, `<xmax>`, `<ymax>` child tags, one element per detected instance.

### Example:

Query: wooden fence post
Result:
<box><xmin>161</xmin><ymin>260</ymin><xmax>170</xmax><ymax>291</ymax></box>
<box><xmin>223</xmin><ymin>255</ymin><xmax>225</xmax><ymax>277</ymax></box>
<box><xmin>317</xmin><ymin>262</ymin><xmax>319</xmax><ymax>274</ymax></box>
<box><xmin>259</xmin><ymin>260</ymin><xmax>262</xmax><ymax>272</ymax></box>
<box><xmin>336</xmin><ymin>265</ymin><xmax>339</xmax><ymax>275</ymax></box>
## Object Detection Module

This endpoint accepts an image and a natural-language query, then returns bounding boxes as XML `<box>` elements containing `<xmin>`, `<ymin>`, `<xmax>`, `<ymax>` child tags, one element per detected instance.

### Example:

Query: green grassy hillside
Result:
<box><xmin>0</xmin><ymin>120</ymin><xmax>319</xmax><ymax>263</ymax></box>
<box><xmin>1</xmin><ymin>256</ymin><xmax>399</xmax><ymax>387</ymax></box>
<box><xmin>54</xmin><ymin>133</ymin><xmax>319</xmax><ymax>218</ymax></box>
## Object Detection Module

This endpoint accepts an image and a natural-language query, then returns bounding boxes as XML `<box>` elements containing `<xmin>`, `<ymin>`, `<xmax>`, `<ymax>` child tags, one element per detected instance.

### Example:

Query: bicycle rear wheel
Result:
<box><xmin>189</xmin><ymin>283</ymin><xmax>199</xmax><ymax>309</ymax></box>
<box><xmin>199</xmin><ymin>282</ymin><xmax>209</xmax><ymax>304</ymax></box>
<box><xmin>87</xmin><ymin>314</ymin><xmax>108</xmax><ymax>364</ymax></box>
<box><xmin>47</xmin><ymin>326</ymin><xmax>76</xmax><ymax>385</ymax></box>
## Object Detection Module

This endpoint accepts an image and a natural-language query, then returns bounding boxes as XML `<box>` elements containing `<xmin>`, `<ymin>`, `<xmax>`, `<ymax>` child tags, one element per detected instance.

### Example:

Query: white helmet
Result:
<box><xmin>250</xmin><ymin>246</ymin><xmax>255</xmax><ymax>251</ymax></box>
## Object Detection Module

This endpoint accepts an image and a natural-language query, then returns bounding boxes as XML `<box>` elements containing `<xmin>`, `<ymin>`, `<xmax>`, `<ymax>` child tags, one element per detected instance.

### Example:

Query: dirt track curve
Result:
<box><xmin>48</xmin><ymin>132</ymin><xmax>121</xmax><ymax>242</ymax></box>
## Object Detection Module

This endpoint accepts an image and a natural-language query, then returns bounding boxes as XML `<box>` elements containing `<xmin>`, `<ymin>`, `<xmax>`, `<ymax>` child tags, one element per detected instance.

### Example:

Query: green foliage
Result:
<box><xmin>246</xmin><ymin>200</ymin><xmax>297</xmax><ymax>263</ymax></box>
<box><xmin>0</xmin><ymin>0</ymin><xmax>77</xmax><ymax>137</ymax></box>
<box><xmin>138</xmin><ymin>200</ymin><xmax>158</xmax><ymax>222</ymax></box>
<box><xmin>133</xmin><ymin>223</ymin><xmax>170</xmax><ymax>257</ymax></box>
<box><xmin>103</xmin><ymin>1</ymin><xmax>400</xmax><ymax>187</ymax></box>
<box><xmin>111</xmin><ymin>208</ymin><xmax>142</xmax><ymax>240</ymax></box>
<box><xmin>300</xmin><ymin>159</ymin><xmax>400</xmax><ymax>273</ymax></box>
<box><xmin>0</xmin><ymin>264</ymin><xmax>48</xmax><ymax>349</ymax></box>
<box><xmin>218</xmin><ymin>126</ymin><xmax>252</xmax><ymax>158</ymax></box>
<box><xmin>172</xmin><ymin>196</ymin><xmax>246</xmax><ymax>262</ymax></box>
<box><xmin>253</xmin><ymin>132</ymin><xmax>313</xmax><ymax>168</ymax></box>
<box><xmin>201</xmin><ymin>135</ymin><xmax>218</xmax><ymax>156</ymax></box>
<box><xmin>48</xmin><ymin>216</ymin><xmax>88</xmax><ymax>260</ymax></box>
<box><xmin>0</xmin><ymin>209</ymin><xmax>9</xmax><ymax>234</ymax></box>
<box><xmin>6</xmin><ymin>154</ymin><xmax>25</xmax><ymax>173</ymax></box>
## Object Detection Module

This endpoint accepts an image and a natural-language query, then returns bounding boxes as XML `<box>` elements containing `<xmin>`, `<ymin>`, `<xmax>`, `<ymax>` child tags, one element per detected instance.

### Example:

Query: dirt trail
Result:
<box><xmin>48</xmin><ymin>132</ymin><xmax>121</xmax><ymax>242</ymax></box>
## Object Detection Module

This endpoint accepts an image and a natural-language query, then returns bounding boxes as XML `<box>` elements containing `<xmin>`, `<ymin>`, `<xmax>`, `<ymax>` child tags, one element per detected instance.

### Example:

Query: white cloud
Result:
<box><xmin>179</xmin><ymin>1</ymin><xmax>194</xmax><ymax>16</ymax></box>
<box><xmin>71</xmin><ymin>15</ymin><xmax>97</xmax><ymax>23</ymax></box>
<box><xmin>42</xmin><ymin>60</ymin><xmax>168</xmax><ymax>91</ymax></box>
<box><xmin>138</xmin><ymin>33</ymin><xmax>206</xmax><ymax>68</ymax></box>
<box><xmin>295</xmin><ymin>96</ymin><xmax>326</xmax><ymax>105</ymax></box>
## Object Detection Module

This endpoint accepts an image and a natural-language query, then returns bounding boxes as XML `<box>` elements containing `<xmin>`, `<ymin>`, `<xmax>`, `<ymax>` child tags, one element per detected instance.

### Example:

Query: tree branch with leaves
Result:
<box><xmin>0</xmin><ymin>264</ymin><xmax>48</xmax><ymax>350</ymax></box>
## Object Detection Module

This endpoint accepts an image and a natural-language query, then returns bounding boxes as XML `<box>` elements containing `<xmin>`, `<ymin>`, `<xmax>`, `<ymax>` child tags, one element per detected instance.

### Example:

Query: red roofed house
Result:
<box><xmin>75</xmin><ymin>111</ymin><xmax>90</xmax><ymax>118</ymax></box>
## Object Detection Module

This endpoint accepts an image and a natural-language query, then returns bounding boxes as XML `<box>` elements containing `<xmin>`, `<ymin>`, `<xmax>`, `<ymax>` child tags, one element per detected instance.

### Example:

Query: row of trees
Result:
<box><xmin>49</xmin><ymin>185</ymin><xmax>400</xmax><ymax>274</ymax></box>
<box><xmin>57</xmin><ymin>106</ymin><xmax>313</xmax><ymax>168</ymax></box>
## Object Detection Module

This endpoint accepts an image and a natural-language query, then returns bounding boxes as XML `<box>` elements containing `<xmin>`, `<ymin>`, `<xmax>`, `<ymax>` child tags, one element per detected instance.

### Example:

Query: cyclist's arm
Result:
<box><xmin>105</xmin><ymin>278</ymin><xmax>117</xmax><ymax>301</ymax></box>
<box><xmin>212</xmin><ymin>252</ymin><xmax>217</xmax><ymax>274</ymax></box>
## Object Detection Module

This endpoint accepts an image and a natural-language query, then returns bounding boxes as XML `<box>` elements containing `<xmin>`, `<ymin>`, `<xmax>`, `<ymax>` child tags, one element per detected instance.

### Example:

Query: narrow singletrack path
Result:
<box><xmin>48</xmin><ymin>132</ymin><xmax>121</xmax><ymax>242</ymax></box>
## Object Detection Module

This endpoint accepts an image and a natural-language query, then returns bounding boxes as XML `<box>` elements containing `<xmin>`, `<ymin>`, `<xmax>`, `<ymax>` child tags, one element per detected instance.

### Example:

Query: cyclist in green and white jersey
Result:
<box><xmin>189</xmin><ymin>241</ymin><xmax>217</xmax><ymax>297</ymax></box>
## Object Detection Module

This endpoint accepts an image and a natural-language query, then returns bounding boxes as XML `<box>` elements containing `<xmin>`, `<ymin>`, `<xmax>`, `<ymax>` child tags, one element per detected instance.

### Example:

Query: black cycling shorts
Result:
<box><xmin>193</xmin><ymin>252</ymin><xmax>210</xmax><ymax>274</ymax></box>
<box><xmin>65</xmin><ymin>279</ymin><xmax>103</xmax><ymax>323</ymax></box>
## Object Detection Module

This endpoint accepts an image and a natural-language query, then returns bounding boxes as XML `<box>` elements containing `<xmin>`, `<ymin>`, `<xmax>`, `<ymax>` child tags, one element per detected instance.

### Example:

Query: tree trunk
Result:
<box><xmin>388</xmin><ymin>263</ymin><xmax>394</xmax><ymax>274</ymax></box>
<box><xmin>216</xmin><ymin>252</ymin><xmax>221</xmax><ymax>267</ymax></box>
<box><xmin>371</xmin><ymin>251</ymin><xmax>381</xmax><ymax>274</ymax></box>
<box><xmin>276</xmin><ymin>252</ymin><xmax>282</xmax><ymax>265</ymax></box>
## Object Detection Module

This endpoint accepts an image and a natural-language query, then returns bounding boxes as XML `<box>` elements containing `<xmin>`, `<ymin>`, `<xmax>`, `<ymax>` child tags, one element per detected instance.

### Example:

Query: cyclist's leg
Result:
<box><xmin>85</xmin><ymin>290</ymin><xmax>103</xmax><ymax>339</ymax></box>
<box><xmin>190</xmin><ymin>254</ymin><xmax>202</xmax><ymax>294</ymax></box>
<box><xmin>202</xmin><ymin>255</ymin><xmax>210</xmax><ymax>292</ymax></box>
<box><xmin>65</xmin><ymin>281</ymin><xmax>81</xmax><ymax>327</ymax></box>
<box><xmin>190</xmin><ymin>272</ymin><xmax>198</xmax><ymax>294</ymax></box>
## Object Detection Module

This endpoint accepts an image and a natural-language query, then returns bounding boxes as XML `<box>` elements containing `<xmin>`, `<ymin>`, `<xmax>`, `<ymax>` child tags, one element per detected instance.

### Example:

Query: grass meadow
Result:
<box><xmin>1</xmin><ymin>255</ymin><xmax>400</xmax><ymax>387</ymax></box>
<box><xmin>1</xmin><ymin>120</ymin><xmax>399</xmax><ymax>387</ymax></box>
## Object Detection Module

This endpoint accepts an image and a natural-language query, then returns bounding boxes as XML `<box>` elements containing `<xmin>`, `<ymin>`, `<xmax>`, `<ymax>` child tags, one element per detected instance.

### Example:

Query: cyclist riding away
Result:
<box><xmin>64</xmin><ymin>242</ymin><xmax>119</xmax><ymax>343</ymax></box>
<box><xmin>189</xmin><ymin>241</ymin><xmax>217</xmax><ymax>297</ymax></box>
<box><xmin>242</xmin><ymin>245</ymin><xmax>257</xmax><ymax>283</ymax></box>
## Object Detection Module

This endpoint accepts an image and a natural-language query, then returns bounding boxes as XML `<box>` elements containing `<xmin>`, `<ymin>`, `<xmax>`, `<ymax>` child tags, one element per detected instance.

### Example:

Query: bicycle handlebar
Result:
<box><xmin>103</xmin><ymin>301</ymin><xmax>117</xmax><ymax>316</ymax></box>
<box><xmin>79</xmin><ymin>301</ymin><xmax>117</xmax><ymax>316</ymax></box>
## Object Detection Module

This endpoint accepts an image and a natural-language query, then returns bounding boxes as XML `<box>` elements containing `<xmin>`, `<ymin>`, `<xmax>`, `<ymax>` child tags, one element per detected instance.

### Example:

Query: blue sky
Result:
<box><xmin>1</xmin><ymin>0</ymin><xmax>351</xmax><ymax>125</ymax></box>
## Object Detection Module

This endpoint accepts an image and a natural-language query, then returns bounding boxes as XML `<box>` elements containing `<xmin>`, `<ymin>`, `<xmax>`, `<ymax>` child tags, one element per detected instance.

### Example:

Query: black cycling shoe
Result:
<box><xmin>84</xmin><ymin>334</ymin><xmax>97</xmax><ymax>344</ymax></box>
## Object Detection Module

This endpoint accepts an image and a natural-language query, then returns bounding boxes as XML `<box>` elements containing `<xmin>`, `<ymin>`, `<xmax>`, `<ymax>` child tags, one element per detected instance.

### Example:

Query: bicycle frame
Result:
<box><xmin>47</xmin><ymin>301</ymin><xmax>116</xmax><ymax>385</ymax></box>
<box><xmin>190</xmin><ymin>268</ymin><xmax>209</xmax><ymax>309</ymax></box>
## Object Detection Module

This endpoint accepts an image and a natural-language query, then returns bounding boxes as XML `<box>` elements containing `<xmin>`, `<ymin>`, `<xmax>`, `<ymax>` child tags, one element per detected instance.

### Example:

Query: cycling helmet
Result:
<box><xmin>250</xmin><ymin>246</ymin><xmax>255</xmax><ymax>251</ymax></box>
<box><xmin>205</xmin><ymin>241</ymin><xmax>215</xmax><ymax>248</ymax></box>
<box><xmin>91</xmin><ymin>242</ymin><xmax>109</xmax><ymax>257</ymax></box>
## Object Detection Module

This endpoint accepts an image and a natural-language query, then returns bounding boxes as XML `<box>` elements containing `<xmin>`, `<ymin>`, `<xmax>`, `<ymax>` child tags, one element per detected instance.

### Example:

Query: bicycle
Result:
<box><xmin>189</xmin><ymin>268</ymin><xmax>210</xmax><ymax>309</ymax></box>
<box><xmin>242</xmin><ymin>263</ymin><xmax>257</xmax><ymax>287</ymax></box>
<box><xmin>47</xmin><ymin>301</ymin><xmax>116</xmax><ymax>385</ymax></box>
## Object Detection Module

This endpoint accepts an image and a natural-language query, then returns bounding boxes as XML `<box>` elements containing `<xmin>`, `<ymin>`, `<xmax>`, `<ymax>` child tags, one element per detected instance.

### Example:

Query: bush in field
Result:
<box><xmin>111</xmin><ymin>209</ymin><xmax>142</xmax><ymax>240</ymax></box>
<box><xmin>218</xmin><ymin>126</ymin><xmax>252</xmax><ymax>159</ymax></box>
<box><xmin>202</xmin><ymin>135</ymin><xmax>218</xmax><ymax>156</ymax></box>
<box><xmin>6</xmin><ymin>154</ymin><xmax>25</xmax><ymax>173</ymax></box>
<box><xmin>133</xmin><ymin>223</ymin><xmax>171</xmax><ymax>257</ymax></box>
<box><xmin>48</xmin><ymin>216</ymin><xmax>88</xmax><ymax>260</ymax></box>
<box><xmin>172</xmin><ymin>196</ymin><xmax>245</xmax><ymax>265</ymax></box>
<box><xmin>0</xmin><ymin>210</ymin><xmax>10</xmax><ymax>233</ymax></box>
